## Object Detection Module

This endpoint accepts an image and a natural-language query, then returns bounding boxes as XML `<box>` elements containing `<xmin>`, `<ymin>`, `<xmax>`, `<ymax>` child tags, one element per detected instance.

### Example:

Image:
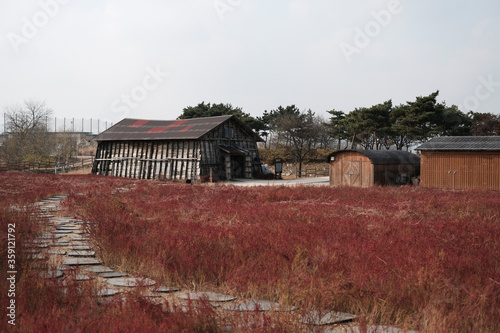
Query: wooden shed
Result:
<box><xmin>416</xmin><ymin>136</ymin><xmax>500</xmax><ymax>190</ymax></box>
<box><xmin>91</xmin><ymin>115</ymin><xmax>264</xmax><ymax>181</ymax></box>
<box><xmin>327</xmin><ymin>150</ymin><xmax>421</xmax><ymax>187</ymax></box>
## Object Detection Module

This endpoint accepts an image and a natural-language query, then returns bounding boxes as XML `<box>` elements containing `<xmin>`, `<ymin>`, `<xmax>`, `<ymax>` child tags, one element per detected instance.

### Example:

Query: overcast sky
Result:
<box><xmin>1</xmin><ymin>0</ymin><xmax>499</xmax><ymax>128</ymax></box>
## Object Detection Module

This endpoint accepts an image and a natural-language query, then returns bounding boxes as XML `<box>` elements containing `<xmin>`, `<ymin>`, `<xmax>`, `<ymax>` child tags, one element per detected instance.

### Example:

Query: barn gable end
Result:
<box><xmin>92</xmin><ymin>115</ymin><xmax>263</xmax><ymax>181</ymax></box>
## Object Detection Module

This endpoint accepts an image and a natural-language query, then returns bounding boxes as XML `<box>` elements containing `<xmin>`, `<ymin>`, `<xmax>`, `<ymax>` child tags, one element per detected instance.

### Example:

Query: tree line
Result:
<box><xmin>178</xmin><ymin>94</ymin><xmax>500</xmax><ymax>175</ymax></box>
<box><xmin>2</xmin><ymin>95</ymin><xmax>499</xmax><ymax>170</ymax></box>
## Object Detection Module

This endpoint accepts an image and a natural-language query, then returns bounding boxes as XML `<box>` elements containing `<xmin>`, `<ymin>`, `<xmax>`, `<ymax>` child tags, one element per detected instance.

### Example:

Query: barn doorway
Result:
<box><xmin>231</xmin><ymin>155</ymin><xmax>245</xmax><ymax>178</ymax></box>
<box><xmin>342</xmin><ymin>161</ymin><xmax>361</xmax><ymax>186</ymax></box>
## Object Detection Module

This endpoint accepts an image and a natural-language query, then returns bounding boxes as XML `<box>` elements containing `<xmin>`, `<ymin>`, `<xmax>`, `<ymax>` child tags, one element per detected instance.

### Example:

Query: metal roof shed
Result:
<box><xmin>327</xmin><ymin>150</ymin><xmax>421</xmax><ymax>187</ymax></box>
<box><xmin>416</xmin><ymin>136</ymin><xmax>500</xmax><ymax>190</ymax></box>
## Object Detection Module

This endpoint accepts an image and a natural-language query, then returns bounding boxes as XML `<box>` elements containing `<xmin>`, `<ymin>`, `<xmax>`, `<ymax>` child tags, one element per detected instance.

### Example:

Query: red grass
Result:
<box><xmin>1</xmin><ymin>172</ymin><xmax>500</xmax><ymax>332</ymax></box>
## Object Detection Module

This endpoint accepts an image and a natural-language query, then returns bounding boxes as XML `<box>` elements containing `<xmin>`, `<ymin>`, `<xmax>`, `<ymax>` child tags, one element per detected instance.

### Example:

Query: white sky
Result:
<box><xmin>1</xmin><ymin>0</ymin><xmax>499</xmax><ymax>127</ymax></box>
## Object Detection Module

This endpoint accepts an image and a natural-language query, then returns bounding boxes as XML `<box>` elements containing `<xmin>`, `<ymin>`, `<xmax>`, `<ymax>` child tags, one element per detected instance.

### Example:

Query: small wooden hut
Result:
<box><xmin>327</xmin><ymin>150</ymin><xmax>420</xmax><ymax>187</ymax></box>
<box><xmin>417</xmin><ymin>136</ymin><xmax>500</xmax><ymax>190</ymax></box>
<box><xmin>92</xmin><ymin>115</ymin><xmax>263</xmax><ymax>181</ymax></box>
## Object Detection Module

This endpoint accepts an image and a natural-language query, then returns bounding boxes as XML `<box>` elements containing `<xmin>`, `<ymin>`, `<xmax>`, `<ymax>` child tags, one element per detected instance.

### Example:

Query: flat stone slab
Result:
<box><xmin>83</xmin><ymin>265</ymin><xmax>113</xmax><ymax>273</ymax></box>
<box><xmin>153</xmin><ymin>286</ymin><xmax>180</xmax><ymax>293</ymax></box>
<box><xmin>72</xmin><ymin>237</ymin><xmax>89</xmax><ymax>241</ymax></box>
<box><xmin>32</xmin><ymin>239</ymin><xmax>51</xmax><ymax>244</ymax></box>
<box><xmin>38</xmin><ymin>234</ymin><xmax>65</xmax><ymax>239</ymax></box>
<box><xmin>71</xmin><ymin>241</ymin><xmax>90</xmax><ymax>246</ymax></box>
<box><xmin>68</xmin><ymin>251</ymin><xmax>96</xmax><ymax>257</ymax></box>
<box><xmin>74</xmin><ymin>274</ymin><xmax>91</xmax><ymax>281</ymax></box>
<box><xmin>99</xmin><ymin>272</ymin><xmax>127</xmax><ymax>278</ymax></box>
<box><xmin>52</xmin><ymin>230</ymin><xmax>73</xmax><ymax>234</ymax></box>
<box><xmin>50</xmin><ymin>243</ymin><xmax>70</xmax><ymax>247</ymax></box>
<box><xmin>302</xmin><ymin>311</ymin><xmax>358</xmax><ymax>326</ymax></box>
<box><xmin>97</xmin><ymin>288</ymin><xmax>120</xmax><ymax>297</ymax></box>
<box><xmin>69</xmin><ymin>246</ymin><xmax>91</xmax><ymax>250</ymax></box>
<box><xmin>29</xmin><ymin>253</ymin><xmax>44</xmax><ymax>260</ymax></box>
<box><xmin>47</xmin><ymin>250</ymin><xmax>67</xmax><ymax>255</ymax></box>
<box><xmin>57</xmin><ymin>226</ymin><xmax>80</xmax><ymax>230</ymax></box>
<box><xmin>326</xmin><ymin>326</ymin><xmax>418</xmax><ymax>333</ymax></box>
<box><xmin>222</xmin><ymin>300</ymin><xmax>279</xmax><ymax>312</ymax></box>
<box><xmin>106</xmin><ymin>277</ymin><xmax>156</xmax><ymax>287</ymax></box>
<box><xmin>39</xmin><ymin>270</ymin><xmax>64</xmax><ymax>279</ymax></box>
<box><xmin>178</xmin><ymin>292</ymin><xmax>236</xmax><ymax>302</ymax></box>
<box><xmin>63</xmin><ymin>258</ymin><xmax>101</xmax><ymax>266</ymax></box>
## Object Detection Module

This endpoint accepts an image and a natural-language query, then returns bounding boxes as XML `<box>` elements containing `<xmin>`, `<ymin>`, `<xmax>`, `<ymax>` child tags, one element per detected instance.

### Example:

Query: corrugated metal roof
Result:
<box><xmin>328</xmin><ymin>150</ymin><xmax>421</xmax><ymax>165</ymax></box>
<box><xmin>94</xmin><ymin>115</ymin><xmax>263</xmax><ymax>142</ymax></box>
<box><xmin>417</xmin><ymin>136</ymin><xmax>500</xmax><ymax>151</ymax></box>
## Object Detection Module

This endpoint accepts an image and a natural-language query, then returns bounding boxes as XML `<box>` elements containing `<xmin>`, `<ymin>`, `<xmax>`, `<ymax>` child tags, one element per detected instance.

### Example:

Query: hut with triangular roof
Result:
<box><xmin>92</xmin><ymin>115</ymin><xmax>263</xmax><ymax>181</ymax></box>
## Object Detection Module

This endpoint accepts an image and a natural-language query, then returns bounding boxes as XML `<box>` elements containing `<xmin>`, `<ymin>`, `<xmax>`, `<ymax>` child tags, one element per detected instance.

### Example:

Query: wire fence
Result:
<box><xmin>0</xmin><ymin>115</ymin><xmax>112</xmax><ymax>135</ymax></box>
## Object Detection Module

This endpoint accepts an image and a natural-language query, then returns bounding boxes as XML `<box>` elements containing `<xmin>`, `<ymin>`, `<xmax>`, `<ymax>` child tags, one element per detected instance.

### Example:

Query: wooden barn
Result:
<box><xmin>417</xmin><ymin>136</ymin><xmax>500</xmax><ymax>190</ymax></box>
<box><xmin>327</xmin><ymin>150</ymin><xmax>421</xmax><ymax>187</ymax></box>
<box><xmin>91</xmin><ymin>115</ymin><xmax>264</xmax><ymax>181</ymax></box>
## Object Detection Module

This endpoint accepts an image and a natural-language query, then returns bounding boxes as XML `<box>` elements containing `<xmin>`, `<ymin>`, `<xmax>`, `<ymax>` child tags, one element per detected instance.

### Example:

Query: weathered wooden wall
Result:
<box><xmin>92</xmin><ymin>140</ymin><xmax>200</xmax><ymax>180</ymax></box>
<box><xmin>421</xmin><ymin>151</ymin><xmax>500</xmax><ymax>190</ymax></box>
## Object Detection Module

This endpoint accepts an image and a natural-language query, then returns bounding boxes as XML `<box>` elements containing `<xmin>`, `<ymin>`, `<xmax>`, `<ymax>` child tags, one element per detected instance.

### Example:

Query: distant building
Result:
<box><xmin>417</xmin><ymin>136</ymin><xmax>500</xmax><ymax>190</ymax></box>
<box><xmin>327</xmin><ymin>150</ymin><xmax>420</xmax><ymax>187</ymax></box>
<box><xmin>92</xmin><ymin>115</ymin><xmax>263</xmax><ymax>181</ymax></box>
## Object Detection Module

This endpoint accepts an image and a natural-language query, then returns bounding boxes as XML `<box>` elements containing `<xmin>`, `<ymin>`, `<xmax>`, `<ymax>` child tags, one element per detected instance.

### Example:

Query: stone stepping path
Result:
<box><xmin>97</xmin><ymin>288</ymin><xmax>120</xmax><ymax>297</ymax></box>
<box><xmin>28</xmin><ymin>194</ymin><xmax>418</xmax><ymax>332</ymax></box>
<box><xmin>69</xmin><ymin>246</ymin><xmax>91</xmax><ymax>250</ymax></box>
<box><xmin>67</xmin><ymin>251</ymin><xmax>96</xmax><ymax>257</ymax></box>
<box><xmin>177</xmin><ymin>292</ymin><xmax>236</xmax><ymax>302</ymax></box>
<box><xmin>47</xmin><ymin>250</ymin><xmax>67</xmax><ymax>255</ymax></box>
<box><xmin>99</xmin><ymin>272</ymin><xmax>127</xmax><ymax>278</ymax></box>
<box><xmin>63</xmin><ymin>258</ymin><xmax>101</xmax><ymax>266</ymax></box>
<box><xmin>222</xmin><ymin>300</ymin><xmax>280</xmax><ymax>312</ymax></box>
<box><xmin>302</xmin><ymin>310</ymin><xmax>358</xmax><ymax>326</ymax></box>
<box><xmin>153</xmin><ymin>286</ymin><xmax>180</xmax><ymax>293</ymax></box>
<box><xmin>83</xmin><ymin>266</ymin><xmax>113</xmax><ymax>273</ymax></box>
<box><xmin>106</xmin><ymin>277</ymin><xmax>156</xmax><ymax>287</ymax></box>
<box><xmin>39</xmin><ymin>270</ymin><xmax>64</xmax><ymax>279</ymax></box>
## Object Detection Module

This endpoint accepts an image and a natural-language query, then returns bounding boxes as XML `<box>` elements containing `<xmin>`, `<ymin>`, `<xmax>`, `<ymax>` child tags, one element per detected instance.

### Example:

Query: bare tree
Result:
<box><xmin>1</xmin><ymin>99</ymin><xmax>54</xmax><ymax>163</ymax></box>
<box><xmin>275</xmin><ymin>109</ymin><xmax>319</xmax><ymax>178</ymax></box>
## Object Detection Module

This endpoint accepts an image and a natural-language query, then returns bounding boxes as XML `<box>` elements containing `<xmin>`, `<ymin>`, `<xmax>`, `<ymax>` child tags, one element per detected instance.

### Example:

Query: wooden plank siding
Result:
<box><xmin>421</xmin><ymin>151</ymin><xmax>500</xmax><ymax>190</ymax></box>
<box><xmin>330</xmin><ymin>152</ymin><xmax>373</xmax><ymax>187</ymax></box>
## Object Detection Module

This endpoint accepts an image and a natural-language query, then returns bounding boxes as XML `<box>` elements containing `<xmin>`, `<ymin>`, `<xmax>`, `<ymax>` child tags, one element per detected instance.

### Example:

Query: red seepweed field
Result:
<box><xmin>1</xmin><ymin>172</ymin><xmax>499</xmax><ymax>332</ymax></box>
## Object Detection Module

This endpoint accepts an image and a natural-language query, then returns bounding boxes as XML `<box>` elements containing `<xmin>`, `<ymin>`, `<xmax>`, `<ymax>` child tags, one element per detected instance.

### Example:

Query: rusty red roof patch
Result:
<box><xmin>179</xmin><ymin>125</ymin><xmax>194</xmax><ymax>132</ymax></box>
<box><xmin>129</xmin><ymin>120</ymin><xmax>149</xmax><ymax>128</ymax></box>
<box><xmin>147</xmin><ymin>120</ymin><xmax>189</xmax><ymax>133</ymax></box>
<box><xmin>147</xmin><ymin>127</ymin><xmax>170</xmax><ymax>133</ymax></box>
